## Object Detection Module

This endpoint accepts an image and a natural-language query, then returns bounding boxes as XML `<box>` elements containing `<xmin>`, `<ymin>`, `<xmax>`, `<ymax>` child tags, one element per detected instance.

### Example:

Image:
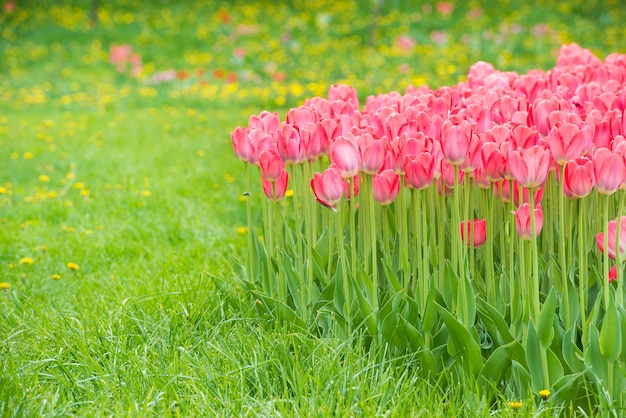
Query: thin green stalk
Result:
<box><xmin>438</xmin><ymin>184</ymin><xmax>446</xmax><ymax>289</ymax></box>
<box><xmin>578</xmin><ymin>197</ymin><xmax>587</xmax><ymax>345</ymax></box>
<box><xmin>274</xmin><ymin>196</ymin><xmax>286</xmax><ymax>302</ymax></box>
<box><xmin>485</xmin><ymin>187</ymin><xmax>495</xmax><ymax>304</ymax></box>
<box><xmin>397</xmin><ymin>176</ymin><xmax>410</xmax><ymax>289</ymax></box>
<box><xmin>603</xmin><ymin>194</ymin><xmax>610</xmax><ymax>310</ymax></box>
<box><xmin>410</xmin><ymin>189</ymin><xmax>420</xmax><ymax>298</ymax></box>
<box><xmin>336</xmin><ymin>205</ymin><xmax>351</xmax><ymax>334</ymax></box>
<box><xmin>370</xmin><ymin>178</ymin><xmax>379</xmax><ymax>315</ymax></box>
<box><xmin>616</xmin><ymin>192</ymin><xmax>624</xmax><ymax>305</ymax></box>
<box><xmin>452</xmin><ymin>168</ymin><xmax>462</xmax><ymax>276</ymax></box>
<box><xmin>530</xmin><ymin>189</ymin><xmax>540</xmax><ymax>324</ymax></box>
<box><xmin>349</xmin><ymin>176</ymin><xmax>357</xmax><ymax>289</ymax></box>
<box><xmin>558</xmin><ymin>170</ymin><xmax>570</xmax><ymax>326</ymax></box>
<box><xmin>245</xmin><ymin>163</ymin><xmax>255</xmax><ymax>282</ymax></box>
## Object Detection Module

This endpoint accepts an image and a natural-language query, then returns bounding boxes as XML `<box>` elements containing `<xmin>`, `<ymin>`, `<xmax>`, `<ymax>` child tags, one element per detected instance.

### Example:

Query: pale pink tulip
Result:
<box><xmin>593</xmin><ymin>147</ymin><xmax>625</xmax><ymax>195</ymax></box>
<box><xmin>508</xmin><ymin>145</ymin><xmax>550</xmax><ymax>188</ymax></box>
<box><xmin>372</xmin><ymin>169</ymin><xmax>400</xmax><ymax>205</ymax></box>
<box><xmin>329</xmin><ymin>137</ymin><xmax>360</xmax><ymax>178</ymax></box>
<box><xmin>262</xmin><ymin>169</ymin><xmax>288</xmax><ymax>200</ymax></box>
<box><xmin>441</xmin><ymin>119</ymin><xmax>472</xmax><ymax>165</ymax></box>
<box><xmin>311</xmin><ymin>168</ymin><xmax>344</xmax><ymax>210</ymax></box>
<box><xmin>258</xmin><ymin>150</ymin><xmax>285</xmax><ymax>182</ymax></box>
<box><xmin>563</xmin><ymin>157</ymin><xmax>594</xmax><ymax>199</ymax></box>
<box><xmin>514</xmin><ymin>203</ymin><xmax>544</xmax><ymax>241</ymax></box>
<box><xmin>596</xmin><ymin>216</ymin><xmax>626</xmax><ymax>260</ymax></box>
<box><xmin>547</xmin><ymin>122</ymin><xmax>591</xmax><ymax>165</ymax></box>
<box><xmin>404</xmin><ymin>152</ymin><xmax>435</xmax><ymax>190</ymax></box>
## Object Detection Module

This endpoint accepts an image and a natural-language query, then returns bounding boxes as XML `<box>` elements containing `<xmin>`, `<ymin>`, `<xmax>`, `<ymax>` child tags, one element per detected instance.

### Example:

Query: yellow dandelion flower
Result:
<box><xmin>237</xmin><ymin>226</ymin><xmax>248</xmax><ymax>234</ymax></box>
<box><xmin>47</xmin><ymin>191</ymin><xmax>57</xmax><ymax>199</ymax></box>
<box><xmin>0</xmin><ymin>282</ymin><xmax>10</xmax><ymax>290</ymax></box>
<box><xmin>224</xmin><ymin>175</ymin><xmax>235</xmax><ymax>183</ymax></box>
<box><xmin>141</xmin><ymin>190</ymin><xmax>151</xmax><ymax>197</ymax></box>
<box><xmin>66</xmin><ymin>172</ymin><xmax>75</xmax><ymax>180</ymax></box>
<box><xmin>51</xmin><ymin>274</ymin><xmax>61</xmax><ymax>280</ymax></box>
<box><xmin>74</xmin><ymin>183</ymin><xmax>85</xmax><ymax>189</ymax></box>
<box><xmin>238</xmin><ymin>195</ymin><xmax>247</xmax><ymax>202</ymax></box>
<box><xmin>197</xmin><ymin>150</ymin><xmax>205</xmax><ymax>157</ymax></box>
<box><xmin>285</xmin><ymin>190</ymin><xmax>294</xmax><ymax>198</ymax></box>
<box><xmin>24</xmin><ymin>152</ymin><xmax>34</xmax><ymax>159</ymax></box>
<box><xmin>0</xmin><ymin>187</ymin><xmax>6</xmax><ymax>194</ymax></box>
<box><xmin>80</xmin><ymin>189</ymin><xmax>89</xmax><ymax>197</ymax></box>
<box><xmin>39</xmin><ymin>174</ymin><xmax>50</xmax><ymax>182</ymax></box>
<box><xmin>539</xmin><ymin>389</ymin><xmax>550</xmax><ymax>400</ymax></box>
<box><xmin>67</xmin><ymin>262</ymin><xmax>79</xmax><ymax>271</ymax></box>
<box><xmin>19</xmin><ymin>257</ymin><xmax>34</xmax><ymax>265</ymax></box>
<box><xmin>509</xmin><ymin>401</ymin><xmax>523</xmax><ymax>410</ymax></box>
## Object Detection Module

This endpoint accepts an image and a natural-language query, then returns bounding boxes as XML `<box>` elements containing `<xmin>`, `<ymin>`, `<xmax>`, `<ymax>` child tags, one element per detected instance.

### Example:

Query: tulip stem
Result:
<box><xmin>578</xmin><ymin>197</ymin><xmax>587</xmax><ymax>345</ymax></box>
<box><xmin>530</xmin><ymin>190</ymin><xmax>540</xmax><ymax>323</ymax></box>
<box><xmin>558</xmin><ymin>170</ymin><xmax>571</xmax><ymax>327</ymax></box>
<box><xmin>245</xmin><ymin>163</ymin><xmax>255</xmax><ymax>282</ymax></box>
<box><xmin>603</xmin><ymin>194</ymin><xmax>610</xmax><ymax>310</ymax></box>
<box><xmin>370</xmin><ymin>178</ymin><xmax>379</xmax><ymax>315</ymax></box>
<box><xmin>336</xmin><ymin>205</ymin><xmax>351</xmax><ymax>335</ymax></box>
<box><xmin>616</xmin><ymin>192</ymin><xmax>624</xmax><ymax>305</ymax></box>
<box><xmin>485</xmin><ymin>188</ymin><xmax>495</xmax><ymax>305</ymax></box>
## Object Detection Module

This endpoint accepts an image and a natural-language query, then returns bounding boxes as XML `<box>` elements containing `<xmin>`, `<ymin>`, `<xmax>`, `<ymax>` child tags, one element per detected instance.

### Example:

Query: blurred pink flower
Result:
<box><xmin>436</xmin><ymin>2</ymin><xmax>454</xmax><ymax>14</ymax></box>
<box><xmin>394</xmin><ymin>35</ymin><xmax>416</xmax><ymax>54</ymax></box>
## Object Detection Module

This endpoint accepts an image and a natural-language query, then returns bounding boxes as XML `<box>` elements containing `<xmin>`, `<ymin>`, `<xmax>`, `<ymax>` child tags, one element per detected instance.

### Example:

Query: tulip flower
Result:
<box><xmin>329</xmin><ymin>137</ymin><xmax>360</xmax><ymax>178</ymax></box>
<box><xmin>563</xmin><ymin>157</ymin><xmax>594</xmax><ymax>199</ymax></box>
<box><xmin>514</xmin><ymin>203</ymin><xmax>544</xmax><ymax>240</ymax></box>
<box><xmin>404</xmin><ymin>152</ymin><xmax>435</xmax><ymax>190</ymax></box>
<box><xmin>547</xmin><ymin>122</ymin><xmax>591</xmax><ymax>165</ymax></box>
<box><xmin>460</xmin><ymin>219</ymin><xmax>487</xmax><ymax>247</ymax></box>
<box><xmin>262</xmin><ymin>169</ymin><xmax>288</xmax><ymax>201</ymax></box>
<box><xmin>593</xmin><ymin>147</ymin><xmax>625</xmax><ymax>195</ymax></box>
<box><xmin>596</xmin><ymin>216</ymin><xmax>626</xmax><ymax>260</ymax></box>
<box><xmin>372</xmin><ymin>169</ymin><xmax>400</xmax><ymax>205</ymax></box>
<box><xmin>508</xmin><ymin>145</ymin><xmax>550</xmax><ymax>188</ymax></box>
<box><xmin>609</xmin><ymin>265</ymin><xmax>618</xmax><ymax>283</ymax></box>
<box><xmin>258</xmin><ymin>150</ymin><xmax>285</xmax><ymax>182</ymax></box>
<box><xmin>277</xmin><ymin>124</ymin><xmax>305</xmax><ymax>164</ymax></box>
<box><xmin>311</xmin><ymin>168</ymin><xmax>344</xmax><ymax>210</ymax></box>
<box><xmin>441</xmin><ymin>119</ymin><xmax>472</xmax><ymax>165</ymax></box>
<box><xmin>356</xmin><ymin>133</ymin><xmax>385</xmax><ymax>175</ymax></box>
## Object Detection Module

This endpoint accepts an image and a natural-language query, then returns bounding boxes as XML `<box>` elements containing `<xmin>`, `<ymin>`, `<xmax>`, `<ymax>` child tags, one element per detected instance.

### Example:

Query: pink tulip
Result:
<box><xmin>231</xmin><ymin>127</ymin><xmax>255</xmax><ymax>164</ymax></box>
<box><xmin>508</xmin><ymin>145</ymin><xmax>550</xmax><ymax>188</ymax></box>
<box><xmin>547</xmin><ymin>122</ymin><xmax>591</xmax><ymax>165</ymax></box>
<box><xmin>262</xmin><ymin>169</ymin><xmax>288</xmax><ymax>200</ymax></box>
<box><xmin>593</xmin><ymin>147</ymin><xmax>626</xmax><ymax>195</ymax></box>
<box><xmin>342</xmin><ymin>174</ymin><xmax>360</xmax><ymax>200</ymax></box>
<box><xmin>277</xmin><ymin>124</ymin><xmax>305</xmax><ymax>164</ymax></box>
<box><xmin>441</xmin><ymin>120</ymin><xmax>472</xmax><ymax>165</ymax></box>
<box><xmin>356</xmin><ymin>133</ymin><xmax>385</xmax><ymax>175</ymax></box>
<box><xmin>329</xmin><ymin>137</ymin><xmax>360</xmax><ymax>178</ymax></box>
<box><xmin>259</xmin><ymin>150</ymin><xmax>285</xmax><ymax>182</ymax></box>
<box><xmin>480</xmin><ymin>141</ymin><xmax>505</xmax><ymax>182</ymax></box>
<box><xmin>372</xmin><ymin>169</ymin><xmax>400</xmax><ymax>205</ymax></box>
<box><xmin>596</xmin><ymin>216</ymin><xmax>626</xmax><ymax>260</ymax></box>
<box><xmin>311</xmin><ymin>168</ymin><xmax>344</xmax><ymax>210</ymax></box>
<box><xmin>460</xmin><ymin>219</ymin><xmax>487</xmax><ymax>247</ymax></box>
<box><xmin>609</xmin><ymin>265</ymin><xmax>618</xmax><ymax>283</ymax></box>
<box><xmin>404</xmin><ymin>152</ymin><xmax>435</xmax><ymax>190</ymax></box>
<box><xmin>513</xmin><ymin>183</ymin><xmax>544</xmax><ymax>206</ymax></box>
<box><xmin>514</xmin><ymin>203</ymin><xmax>544</xmax><ymax>241</ymax></box>
<box><xmin>563</xmin><ymin>157</ymin><xmax>594</xmax><ymax>199</ymax></box>
<box><xmin>440</xmin><ymin>160</ymin><xmax>465</xmax><ymax>189</ymax></box>
<box><xmin>328</xmin><ymin>84</ymin><xmax>359</xmax><ymax>110</ymax></box>
<box><xmin>249</xmin><ymin>111</ymin><xmax>280</xmax><ymax>136</ymax></box>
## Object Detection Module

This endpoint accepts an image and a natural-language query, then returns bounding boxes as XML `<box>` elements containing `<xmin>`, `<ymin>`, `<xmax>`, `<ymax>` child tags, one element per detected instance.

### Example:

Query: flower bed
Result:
<box><xmin>229</xmin><ymin>43</ymin><xmax>626</xmax><ymax>411</ymax></box>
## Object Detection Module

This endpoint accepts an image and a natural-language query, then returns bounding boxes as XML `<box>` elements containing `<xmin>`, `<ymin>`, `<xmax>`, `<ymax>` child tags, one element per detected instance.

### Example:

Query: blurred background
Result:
<box><xmin>1</xmin><ymin>0</ymin><xmax>625</xmax><ymax>112</ymax></box>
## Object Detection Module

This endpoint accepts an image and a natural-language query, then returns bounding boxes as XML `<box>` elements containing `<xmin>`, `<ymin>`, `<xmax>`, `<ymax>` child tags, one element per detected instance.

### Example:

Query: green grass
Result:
<box><xmin>1</xmin><ymin>0</ymin><xmax>625</xmax><ymax>415</ymax></box>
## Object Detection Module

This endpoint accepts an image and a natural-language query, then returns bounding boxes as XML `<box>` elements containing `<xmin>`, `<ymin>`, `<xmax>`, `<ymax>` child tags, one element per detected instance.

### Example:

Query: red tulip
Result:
<box><xmin>258</xmin><ymin>150</ymin><xmax>285</xmax><ymax>182</ymax></box>
<box><xmin>514</xmin><ymin>203</ymin><xmax>544</xmax><ymax>241</ymax></box>
<box><xmin>593</xmin><ymin>147</ymin><xmax>625</xmax><ymax>195</ymax></box>
<box><xmin>262</xmin><ymin>169</ymin><xmax>288</xmax><ymax>200</ymax></box>
<box><xmin>460</xmin><ymin>219</ymin><xmax>487</xmax><ymax>247</ymax></box>
<box><xmin>547</xmin><ymin>122</ymin><xmax>591</xmax><ymax>165</ymax></box>
<box><xmin>609</xmin><ymin>265</ymin><xmax>618</xmax><ymax>283</ymax></box>
<box><xmin>508</xmin><ymin>145</ymin><xmax>550</xmax><ymax>188</ymax></box>
<box><xmin>329</xmin><ymin>137</ymin><xmax>360</xmax><ymax>178</ymax></box>
<box><xmin>596</xmin><ymin>216</ymin><xmax>626</xmax><ymax>260</ymax></box>
<box><xmin>404</xmin><ymin>152</ymin><xmax>435</xmax><ymax>190</ymax></box>
<box><xmin>563</xmin><ymin>157</ymin><xmax>594</xmax><ymax>199</ymax></box>
<box><xmin>372</xmin><ymin>169</ymin><xmax>400</xmax><ymax>205</ymax></box>
<box><xmin>311</xmin><ymin>168</ymin><xmax>344</xmax><ymax>210</ymax></box>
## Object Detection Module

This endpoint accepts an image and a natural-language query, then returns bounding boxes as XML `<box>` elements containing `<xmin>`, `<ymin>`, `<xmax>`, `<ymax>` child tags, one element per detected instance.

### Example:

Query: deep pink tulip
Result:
<box><xmin>311</xmin><ymin>168</ymin><xmax>344</xmax><ymax>210</ymax></box>
<box><xmin>441</xmin><ymin>120</ymin><xmax>472</xmax><ymax>165</ymax></box>
<box><xmin>514</xmin><ymin>203</ymin><xmax>544</xmax><ymax>241</ymax></box>
<box><xmin>593</xmin><ymin>148</ymin><xmax>626</xmax><ymax>195</ymax></box>
<box><xmin>508</xmin><ymin>145</ymin><xmax>550</xmax><ymax>188</ymax></box>
<box><xmin>231</xmin><ymin>127</ymin><xmax>255</xmax><ymax>164</ymax></box>
<box><xmin>547</xmin><ymin>122</ymin><xmax>591</xmax><ymax>165</ymax></box>
<box><xmin>329</xmin><ymin>137</ymin><xmax>360</xmax><ymax>178</ymax></box>
<box><xmin>277</xmin><ymin>124</ymin><xmax>305</xmax><ymax>164</ymax></box>
<box><xmin>249</xmin><ymin>111</ymin><xmax>280</xmax><ymax>135</ymax></box>
<box><xmin>440</xmin><ymin>160</ymin><xmax>465</xmax><ymax>189</ymax></box>
<box><xmin>262</xmin><ymin>169</ymin><xmax>288</xmax><ymax>201</ymax></box>
<box><xmin>563</xmin><ymin>157</ymin><xmax>594</xmax><ymax>199</ymax></box>
<box><xmin>609</xmin><ymin>265</ymin><xmax>618</xmax><ymax>283</ymax></box>
<box><xmin>494</xmin><ymin>179</ymin><xmax>511</xmax><ymax>203</ymax></box>
<box><xmin>328</xmin><ymin>84</ymin><xmax>359</xmax><ymax>110</ymax></box>
<box><xmin>460</xmin><ymin>219</ymin><xmax>487</xmax><ymax>247</ymax></box>
<box><xmin>404</xmin><ymin>152</ymin><xmax>435</xmax><ymax>190</ymax></box>
<box><xmin>258</xmin><ymin>150</ymin><xmax>285</xmax><ymax>182</ymax></box>
<box><xmin>372</xmin><ymin>169</ymin><xmax>400</xmax><ymax>205</ymax></box>
<box><xmin>480</xmin><ymin>141</ymin><xmax>504</xmax><ymax>182</ymax></box>
<box><xmin>510</xmin><ymin>125</ymin><xmax>539</xmax><ymax>149</ymax></box>
<box><xmin>596</xmin><ymin>216</ymin><xmax>626</xmax><ymax>261</ymax></box>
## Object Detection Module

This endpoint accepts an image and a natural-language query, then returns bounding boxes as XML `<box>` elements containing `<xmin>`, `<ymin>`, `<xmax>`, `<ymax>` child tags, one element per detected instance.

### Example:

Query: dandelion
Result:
<box><xmin>285</xmin><ymin>190</ymin><xmax>294</xmax><ymax>198</ymax></box>
<box><xmin>19</xmin><ymin>257</ymin><xmax>34</xmax><ymax>265</ymax></box>
<box><xmin>67</xmin><ymin>262</ymin><xmax>79</xmax><ymax>270</ymax></box>
<box><xmin>39</xmin><ymin>175</ymin><xmax>50</xmax><ymax>182</ymax></box>
<box><xmin>0</xmin><ymin>282</ymin><xmax>10</xmax><ymax>290</ymax></box>
<box><xmin>80</xmin><ymin>190</ymin><xmax>89</xmax><ymax>197</ymax></box>
<box><xmin>51</xmin><ymin>274</ymin><xmax>61</xmax><ymax>280</ymax></box>
<box><xmin>509</xmin><ymin>401</ymin><xmax>523</xmax><ymax>410</ymax></box>
<box><xmin>237</xmin><ymin>226</ymin><xmax>248</xmax><ymax>234</ymax></box>
<box><xmin>539</xmin><ymin>389</ymin><xmax>550</xmax><ymax>400</ymax></box>
<box><xmin>24</xmin><ymin>152</ymin><xmax>34</xmax><ymax>159</ymax></box>
<box><xmin>141</xmin><ymin>190</ymin><xmax>151</xmax><ymax>197</ymax></box>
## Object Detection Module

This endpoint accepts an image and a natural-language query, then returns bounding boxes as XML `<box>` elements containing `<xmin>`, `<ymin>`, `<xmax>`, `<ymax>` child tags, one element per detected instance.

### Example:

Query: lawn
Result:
<box><xmin>1</xmin><ymin>0</ymin><xmax>626</xmax><ymax>415</ymax></box>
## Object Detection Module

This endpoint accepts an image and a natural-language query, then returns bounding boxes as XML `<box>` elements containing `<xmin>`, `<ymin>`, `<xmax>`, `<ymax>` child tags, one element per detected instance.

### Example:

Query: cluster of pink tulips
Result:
<box><xmin>230</xmin><ymin>43</ymin><xmax>626</xmax><ymax>408</ymax></box>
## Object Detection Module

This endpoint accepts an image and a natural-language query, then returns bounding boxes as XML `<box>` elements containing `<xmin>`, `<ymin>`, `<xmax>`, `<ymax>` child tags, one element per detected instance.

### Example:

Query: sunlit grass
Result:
<box><xmin>1</xmin><ymin>0</ymin><xmax>625</xmax><ymax>415</ymax></box>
